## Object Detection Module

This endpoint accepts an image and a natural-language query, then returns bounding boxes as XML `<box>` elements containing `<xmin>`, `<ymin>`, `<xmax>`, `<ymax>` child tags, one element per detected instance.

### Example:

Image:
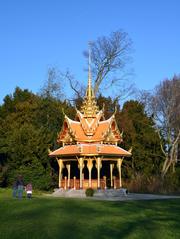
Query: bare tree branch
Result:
<box><xmin>64</xmin><ymin>71</ymin><xmax>82</xmax><ymax>99</ymax></box>
<box><xmin>84</xmin><ymin>30</ymin><xmax>133</xmax><ymax>97</ymax></box>
<box><xmin>39</xmin><ymin>67</ymin><xmax>64</xmax><ymax>100</ymax></box>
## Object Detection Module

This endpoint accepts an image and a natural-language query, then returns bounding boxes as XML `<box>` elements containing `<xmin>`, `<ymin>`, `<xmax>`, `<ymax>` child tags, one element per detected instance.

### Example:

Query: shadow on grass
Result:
<box><xmin>0</xmin><ymin>197</ymin><xmax>179</xmax><ymax>239</ymax></box>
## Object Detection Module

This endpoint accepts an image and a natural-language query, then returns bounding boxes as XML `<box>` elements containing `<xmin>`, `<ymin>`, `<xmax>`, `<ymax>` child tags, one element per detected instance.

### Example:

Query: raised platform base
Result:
<box><xmin>52</xmin><ymin>188</ymin><xmax>127</xmax><ymax>198</ymax></box>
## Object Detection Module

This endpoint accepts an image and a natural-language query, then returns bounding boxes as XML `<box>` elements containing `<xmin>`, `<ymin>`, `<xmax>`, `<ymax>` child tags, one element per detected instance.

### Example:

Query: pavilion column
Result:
<box><xmin>117</xmin><ymin>158</ymin><xmax>123</xmax><ymax>188</ymax></box>
<box><xmin>87</xmin><ymin>159</ymin><xmax>93</xmax><ymax>188</ymax></box>
<box><xmin>113</xmin><ymin>176</ymin><xmax>116</xmax><ymax>189</ymax></box>
<box><xmin>96</xmin><ymin>157</ymin><xmax>102</xmax><ymax>189</ymax></box>
<box><xmin>67</xmin><ymin>164</ymin><xmax>71</xmax><ymax>188</ymax></box>
<box><xmin>110</xmin><ymin>163</ymin><xmax>114</xmax><ymax>188</ymax></box>
<box><xmin>73</xmin><ymin>176</ymin><xmax>76</xmax><ymax>190</ymax></box>
<box><xmin>103</xmin><ymin>176</ymin><xmax>107</xmax><ymax>189</ymax></box>
<box><xmin>57</xmin><ymin>159</ymin><xmax>64</xmax><ymax>188</ymax></box>
<box><xmin>78</xmin><ymin>158</ymin><xmax>84</xmax><ymax>189</ymax></box>
<box><xmin>64</xmin><ymin>176</ymin><xmax>67</xmax><ymax>190</ymax></box>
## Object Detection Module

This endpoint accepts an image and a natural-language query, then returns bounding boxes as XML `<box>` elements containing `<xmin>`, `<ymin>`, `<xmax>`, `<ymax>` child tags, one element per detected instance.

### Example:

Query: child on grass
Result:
<box><xmin>25</xmin><ymin>183</ymin><xmax>32</xmax><ymax>199</ymax></box>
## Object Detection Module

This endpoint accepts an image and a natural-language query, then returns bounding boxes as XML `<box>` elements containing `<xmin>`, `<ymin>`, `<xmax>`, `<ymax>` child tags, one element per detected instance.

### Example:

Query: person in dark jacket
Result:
<box><xmin>17</xmin><ymin>175</ymin><xmax>24</xmax><ymax>199</ymax></box>
<box><xmin>12</xmin><ymin>180</ymin><xmax>18</xmax><ymax>198</ymax></box>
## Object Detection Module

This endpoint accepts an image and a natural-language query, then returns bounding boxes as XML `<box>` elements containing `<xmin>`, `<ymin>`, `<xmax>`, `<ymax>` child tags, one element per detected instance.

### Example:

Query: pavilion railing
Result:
<box><xmin>60</xmin><ymin>178</ymin><xmax>121</xmax><ymax>189</ymax></box>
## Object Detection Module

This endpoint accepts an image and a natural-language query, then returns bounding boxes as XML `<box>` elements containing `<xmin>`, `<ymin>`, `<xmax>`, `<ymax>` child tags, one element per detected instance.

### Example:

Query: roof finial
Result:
<box><xmin>80</xmin><ymin>42</ymin><xmax>99</xmax><ymax>117</ymax></box>
<box><xmin>88</xmin><ymin>41</ymin><xmax>92</xmax><ymax>97</ymax></box>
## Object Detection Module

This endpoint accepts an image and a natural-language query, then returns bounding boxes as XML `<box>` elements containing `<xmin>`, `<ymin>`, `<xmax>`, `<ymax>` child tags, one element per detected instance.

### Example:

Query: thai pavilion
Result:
<box><xmin>49</xmin><ymin>63</ymin><xmax>131</xmax><ymax>190</ymax></box>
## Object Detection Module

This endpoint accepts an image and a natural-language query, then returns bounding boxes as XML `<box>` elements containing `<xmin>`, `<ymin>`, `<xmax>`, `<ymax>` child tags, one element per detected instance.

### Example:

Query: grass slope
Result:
<box><xmin>0</xmin><ymin>189</ymin><xmax>180</xmax><ymax>239</ymax></box>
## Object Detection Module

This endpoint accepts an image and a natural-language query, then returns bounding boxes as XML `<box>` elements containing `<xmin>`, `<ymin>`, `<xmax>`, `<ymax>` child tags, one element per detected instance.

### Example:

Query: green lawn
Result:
<box><xmin>0</xmin><ymin>189</ymin><xmax>180</xmax><ymax>239</ymax></box>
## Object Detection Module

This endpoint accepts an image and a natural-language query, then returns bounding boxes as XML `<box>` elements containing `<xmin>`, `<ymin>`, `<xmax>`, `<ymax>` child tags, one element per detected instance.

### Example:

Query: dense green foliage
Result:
<box><xmin>0</xmin><ymin>87</ymin><xmax>74</xmax><ymax>189</ymax></box>
<box><xmin>0</xmin><ymin>189</ymin><xmax>180</xmax><ymax>239</ymax></box>
<box><xmin>119</xmin><ymin>101</ymin><xmax>163</xmax><ymax>177</ymax></box>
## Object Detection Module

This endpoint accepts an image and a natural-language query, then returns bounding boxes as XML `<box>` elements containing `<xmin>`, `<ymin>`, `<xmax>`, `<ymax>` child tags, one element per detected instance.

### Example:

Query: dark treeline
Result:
<box><xmin>0</xmin><ymin>85</ymin><xmax>179</xmax><ymax>193</ymax></box>
<box><xmin>0</xmin><ymin>87</ymin><xmax>75</xmax><ymax>190</ymax></box>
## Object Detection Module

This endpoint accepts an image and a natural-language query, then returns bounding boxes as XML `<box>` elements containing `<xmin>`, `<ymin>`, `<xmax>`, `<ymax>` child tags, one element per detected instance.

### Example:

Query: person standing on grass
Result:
<box><xmin>25</xmin><ymin>183</ymin><xmax>32</xmax><ymax>199</ymax></box>
<box><xmin>17</xmin><ymin>175</ymin><xmax>24</xmax><ymax>199</ymax></box>
<box><xmin>12</xmin><ymin>180</ymin><xmax>18</xmax><ymax>198</ymax></box>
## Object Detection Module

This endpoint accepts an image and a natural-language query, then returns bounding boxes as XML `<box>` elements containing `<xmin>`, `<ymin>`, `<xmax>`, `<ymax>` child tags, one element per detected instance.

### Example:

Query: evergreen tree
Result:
<box><xmin>0</xmin><ymin>87</ymin><xmax>74</xmax><ymax>189</ymax></box>
<box><xmin>118</xmin><ymin>100</ymin><xmax>164</xmax><ymax>179</ymax></box>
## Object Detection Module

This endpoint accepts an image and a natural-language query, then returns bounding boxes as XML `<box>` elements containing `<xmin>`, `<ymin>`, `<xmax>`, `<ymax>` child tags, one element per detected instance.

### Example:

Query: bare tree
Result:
<box><xmin>69</xmin><ymin>30</ymin><xmax>134</xmax><ymax>100</ymax></box>
<box><xmin>86</xmin><ymin>30</ymin><xmax>133</xmax><ymax>96</ymax></box>
<box><xmin>42</xmin><ymin>31</ymin><xmax>134</xmax><ymax>104</ymax></box>
<box><xmin>40</xmin><ymin>67</ymin><xmax>64</xmax><ymax>100</ymax></box>
<box><xmin>140</xmin><ymin>76</ymin><xmax>180</xmax><ymax>177</ymax></box>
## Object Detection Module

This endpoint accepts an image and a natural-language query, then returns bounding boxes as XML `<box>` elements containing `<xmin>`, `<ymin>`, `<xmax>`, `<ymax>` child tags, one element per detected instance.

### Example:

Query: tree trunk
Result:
<box><xmin>161</xmin><ymin>130</ymin><xmax>180</xmax><ymax>177</ymax></box>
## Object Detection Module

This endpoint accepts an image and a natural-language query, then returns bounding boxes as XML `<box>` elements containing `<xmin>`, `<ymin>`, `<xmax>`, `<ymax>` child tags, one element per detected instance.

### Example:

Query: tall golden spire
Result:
<box><xmin>81</xmin><ymin>43</ymin><xmax>99</xmax><ymax>117</ymax></box>
<box><xmin>87</xmin><ymin>43</ymin><xmax>93</xmax><ymax>99</ymax></box>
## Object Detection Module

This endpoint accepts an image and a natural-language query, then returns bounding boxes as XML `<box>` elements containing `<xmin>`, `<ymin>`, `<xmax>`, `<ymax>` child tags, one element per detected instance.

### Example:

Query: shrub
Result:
<box><xmin>85</xmin><ymin>188</ymin><xmax>94</xmax><ymax>197</ymax></box>
<box><xmin>124</xmin><ymin>172</ymin><xmax>180</xmax><ymax>194</ymax></box>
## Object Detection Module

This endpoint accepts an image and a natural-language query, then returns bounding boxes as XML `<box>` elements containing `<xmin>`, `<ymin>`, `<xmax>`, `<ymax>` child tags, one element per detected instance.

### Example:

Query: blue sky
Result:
<box><xmin>0</xmin><ymin>0</ymin><xmax>179</xmax><ymax>103</ymax></box>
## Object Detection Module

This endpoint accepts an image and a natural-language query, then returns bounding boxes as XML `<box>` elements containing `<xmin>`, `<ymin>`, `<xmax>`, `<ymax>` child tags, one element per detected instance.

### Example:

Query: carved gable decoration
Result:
<box><xmin>103</xmin><ymin>117</ymin><xmax>122</xmax><ymax>143</ymax></box>
<box><xmin>57</xmin><ymin>118</ymin><xmax>76</xmax><ymax>144</ymax></box>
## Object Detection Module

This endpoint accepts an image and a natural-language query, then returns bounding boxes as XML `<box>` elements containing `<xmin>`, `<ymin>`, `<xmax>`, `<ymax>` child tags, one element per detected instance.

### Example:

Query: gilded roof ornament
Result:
<box><xmin>80</xmin><ymin>43</ymin><xmax>99</xmax><ymax>117</ymax></box>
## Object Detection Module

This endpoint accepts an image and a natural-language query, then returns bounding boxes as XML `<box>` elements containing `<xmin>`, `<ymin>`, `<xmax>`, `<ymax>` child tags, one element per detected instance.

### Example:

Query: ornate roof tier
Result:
<box><xmin>57</xmin><ymin>113</ymin><xmax>122</xmax><ymax>144</ymax></box>
<box><xmin>49</xmin><ymin>143</ymin><xmax>131</xmax><ymax>157</ymax></box>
